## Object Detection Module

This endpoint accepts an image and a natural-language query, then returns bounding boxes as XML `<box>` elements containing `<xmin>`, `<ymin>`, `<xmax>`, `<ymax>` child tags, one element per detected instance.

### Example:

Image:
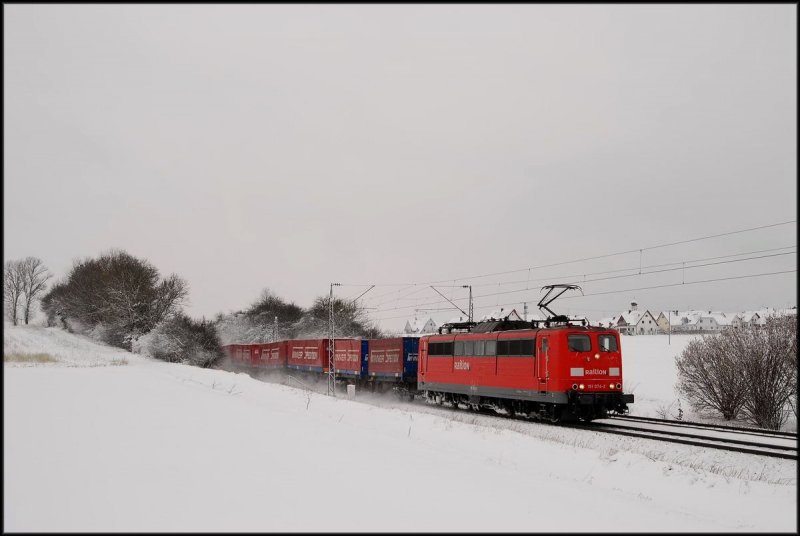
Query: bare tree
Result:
<box><xmin>3</xmin><ymin>260</ymin><xmax>25</xmax><ymax>325</ymax></box>
<box><xmin>739</xmin><ymin>316</ymin><xmax>796</xmax><ymax>430</ymax></box>
<box><xmin>675</xmin><ymin>331</ymin><xmax>748</xmax><ymax>420</ymax></box>
<box><xmin>18</xmin><ymin>257</ymin><xmax>52</xmax><ymax>325</ymax></box>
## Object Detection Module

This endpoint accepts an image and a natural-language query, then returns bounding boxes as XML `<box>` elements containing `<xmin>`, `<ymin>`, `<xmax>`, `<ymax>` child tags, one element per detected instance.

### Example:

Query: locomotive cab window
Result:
<box><xmin>598</xmin><ymin>335</ymin><xmax>618</xmax><ymax>352</ymax></box>
<box><xmin>485</xmin><ymin>340</ymin><xmax>497</xmax><ymax>356</ymax></box>
<box><xmin>454</xmin><ymin>341</ymin><xmax>465</xmax><ymax>356</ymax></box>
<box><xmin>567</xmin><ymin>335</ymin><xmax>592</xmax><ymax>352</ymax></box>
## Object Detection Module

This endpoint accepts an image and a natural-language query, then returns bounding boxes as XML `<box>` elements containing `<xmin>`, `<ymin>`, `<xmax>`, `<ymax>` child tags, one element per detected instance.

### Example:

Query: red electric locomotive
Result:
<box><xmin>418</xmin><ymin>285</ymin><xmax>634</xmax><ymax>421</ymax></box>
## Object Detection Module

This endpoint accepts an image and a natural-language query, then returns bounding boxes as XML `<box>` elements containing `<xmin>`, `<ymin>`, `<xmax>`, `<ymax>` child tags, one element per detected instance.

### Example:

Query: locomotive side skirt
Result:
<box><xmin>419</xmin><ymin>381</ymin><xmax>568</xmax><ymax>404</ymax></box>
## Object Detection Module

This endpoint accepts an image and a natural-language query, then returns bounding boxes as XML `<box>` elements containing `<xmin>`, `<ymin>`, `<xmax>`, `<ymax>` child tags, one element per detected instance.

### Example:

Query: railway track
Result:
<box><xmin>415</xmin><ymin>398</ymin><xmax>798</xmax><ymax>460</ymax></box>
<box><xmin>607</xmin><ymin>413</ymin><xmax>798</xmax><ymax>439</ymax></box>
<box><xmin>579</xmin><ymin>419</ymin><xmax>797</xmax><ymax>461</ymax></box>
<box><xmin>418</xmin><ymin>402</ymin><xmax>797</xmax><ymax>460</ymax></box>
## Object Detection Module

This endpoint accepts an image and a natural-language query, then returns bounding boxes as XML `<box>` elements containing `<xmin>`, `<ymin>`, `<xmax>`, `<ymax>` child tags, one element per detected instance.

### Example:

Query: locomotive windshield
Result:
<box><xmin>598</xmin><ymin>334</ymin><xmax>618</xmax><ymax>352</ymax></box>
<box><xmin>567</xmin><ymin>335</ymin><xmax>592</xmax><ymax>352</ymax></box>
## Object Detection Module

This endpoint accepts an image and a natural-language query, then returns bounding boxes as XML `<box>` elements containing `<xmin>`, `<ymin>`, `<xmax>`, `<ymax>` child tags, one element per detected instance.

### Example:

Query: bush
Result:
<box><xmin>739</xmin><ymin>316</ymin><xmax>796</xmax><ymax>430</ymax></box>
<box><xmin>676</xmin><ymin>316</ymin><xmax>797</xmax><ymax>429</ymax></box>
<box><xmin>134</xmin><ymin>314</ymin><xmax>223</xmax><ymax>368</ymax></box>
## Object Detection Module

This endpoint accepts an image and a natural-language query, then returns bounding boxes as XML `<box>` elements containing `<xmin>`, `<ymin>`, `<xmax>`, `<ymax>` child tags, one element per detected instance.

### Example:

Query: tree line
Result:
<box><xmin>6</xmin><ymin>249</ymin><xmax>379</xmax><ymax>368</ymax></box>
<box><xmin>213</xmin><ymin>288</ymin><xmax>382</xmax><ymax>346</ymax></box>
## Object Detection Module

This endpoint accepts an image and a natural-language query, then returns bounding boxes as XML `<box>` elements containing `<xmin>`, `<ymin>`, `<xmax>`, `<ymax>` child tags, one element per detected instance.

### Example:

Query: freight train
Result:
<box><xmin>222</xmin><ymin>285</ymin><xmax>634</xmax><ymax>422</ymax></box>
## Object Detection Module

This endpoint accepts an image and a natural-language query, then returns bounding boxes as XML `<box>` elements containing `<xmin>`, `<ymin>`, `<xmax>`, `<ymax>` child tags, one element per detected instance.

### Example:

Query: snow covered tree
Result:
<box><xmin>214</xmin><ymin>289</ymin><xmax>382</xmax><ymax>345</ymax></box>
<box><xmin>134</xmin><ymin>313</ymin><xmax>223</xmax><ymax>368</ymax></box>
<box><xmin>40</xmin><ymin>250</ymin><xmax>188</xmax><ymax>349</ymax></box>
<box><xmin>303</xmin><ymin>295</ymin><xmax>382</xmax><ymax>339</ymax></box>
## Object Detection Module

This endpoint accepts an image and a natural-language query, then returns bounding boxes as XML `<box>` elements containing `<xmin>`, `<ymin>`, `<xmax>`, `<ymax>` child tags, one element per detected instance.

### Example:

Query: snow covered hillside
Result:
<box><xmin>4</xmin><ymin>325</ymin><xmax>797</xmax><ymax>531</ymax></box>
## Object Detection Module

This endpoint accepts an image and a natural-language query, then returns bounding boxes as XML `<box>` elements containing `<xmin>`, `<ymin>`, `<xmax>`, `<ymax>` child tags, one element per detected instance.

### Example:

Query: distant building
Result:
<box><xmin>480</xmin><ymin>308</ymin><xmax>523</xmax><ymax>321</ymax></box>
<box><xmin>403</xmin><ymin>317</ymin><xmax>437</xmax><ymax>334</ymax></box>
<box><xmin>655</xmin><ymin>312</ymin><xmax>671</xmax><ymax>334</ymax></box>
<box><xmin>731</xmin><ymin>311</ymin><xmax>761</xmax><ymax>329</ymax></box>
<box><xmin>616</xmin><ymin>308</ymin><xmax>660</xmax><ymax>335</ymax></box>
<box><xmin>594</xmin><ymin>317</ymin><xmax>619</xmax><ymax>329</ymax></box>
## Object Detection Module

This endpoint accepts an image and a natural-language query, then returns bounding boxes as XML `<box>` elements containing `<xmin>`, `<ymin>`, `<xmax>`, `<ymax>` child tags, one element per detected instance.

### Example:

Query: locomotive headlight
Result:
<box><xmin>609</xmin><ymin>383</ymin><xmax>614</xmax><ymax>389</ymax></box>
<box><xmin>616</xmin><ymin>383</ymin><xmax>621</xmax><ymax>389</ymax></box>
<box><xmin>572</xmin><ymin>384</ymin><xmax>578</xmax><ymax>390</ymax></box>
<box><xmin>579</xmin><ymin>384</ymin><xmax>585</xmax><ymax>390</ymax></box>
<box><xmin>595</xmin><ymin>353</ymin><xmax>600</xmax><ymax>359</ymax></box>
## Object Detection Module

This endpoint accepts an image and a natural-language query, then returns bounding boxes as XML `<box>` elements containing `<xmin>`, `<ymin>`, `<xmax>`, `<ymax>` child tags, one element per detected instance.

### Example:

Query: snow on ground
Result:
<box><xmin>3</xmin><ymin>323</ymin><xmax>146</xmax><ymax>367</ymax></box>
<box><xmin>4</xmin><ymin>325</ymin><xmax>797</xmax><ymax>531</ymax></box>
<box><xmin>622</xmin><ymin>334</ymin><xmax>702</xmax><ymax>418</ymax></box>
<box><xmin>621</xmin><ymin>334</ymin><xmax>797</xmax><ymax>432</ymax></box>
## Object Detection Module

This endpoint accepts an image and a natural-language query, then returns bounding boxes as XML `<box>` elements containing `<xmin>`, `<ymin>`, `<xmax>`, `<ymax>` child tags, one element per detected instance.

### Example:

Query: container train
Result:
<box><xmin>222</xmin><ymin>286</ymin><xmax>634</xmax><ymax>422</ymax></box>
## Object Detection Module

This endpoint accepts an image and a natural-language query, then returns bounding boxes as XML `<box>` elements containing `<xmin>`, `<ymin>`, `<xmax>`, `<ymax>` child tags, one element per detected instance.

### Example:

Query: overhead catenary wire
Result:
<box><xmin>417</xmin><ymin>219</ymin><xmax>796</xmax><ymax>285</ymax></box>
<box><xmin>363</xmin><ymin>244</ymin><xmax>796</xmax><ymax>303</ymax></box>
<box><xmin>331</xmin><ymin>220</ymin><xmax>796</xmax><ymax>298</ymax></box>
<box><xmin>317</xmin><ymin>219</ymin><xmax>795</xmax><ymax>325</ymax></box>
<box><xmin>366</xmin><ymin>250</ymin><xmax>796</xmax><ymax>316</ymax></box>
<box><xmin>370</xmin><ymin>269</ymin><xmax>797</xmax><ymax>322</ymax></box>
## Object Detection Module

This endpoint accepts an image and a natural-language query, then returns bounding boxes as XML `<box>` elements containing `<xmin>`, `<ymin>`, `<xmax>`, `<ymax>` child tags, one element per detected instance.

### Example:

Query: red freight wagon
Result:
<box><xmin>285</xmin><ymin>338</ymin><xmax>365</xmax><ymax>375</ymax></box>
<box><xmin>223</xmin><ymin>344</ymin><xmax>252</xmax><ymax>369</ymax></box>
<box><xmin>367</xmin><ymin>337</ymin><xmax>418</xmax><ymax>383</ymax></box>
<box><xmin>286</xmin><ymin>339</ymin><xmax>329</xmax><ymax>373</ymax></box>
<box><xmin>331</xmin><ymin>338</ymin><xmax>366</xmax><ymax>378</ymax></box>
<box><xmin>419</xmin><ymin>325</ymin><xmax>632</xmax><ymax>421</ymax></box>
<box><xmin>252</xmin><ymin>341</ymin><xmax>288</xmax><ymax>369</ymax></box>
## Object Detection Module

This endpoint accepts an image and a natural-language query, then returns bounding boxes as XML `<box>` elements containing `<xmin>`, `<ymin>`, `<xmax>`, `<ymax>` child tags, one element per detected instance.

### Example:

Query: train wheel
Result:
<box><xmin>547</xmin><ymin>407</ymin><xmax>563</xmax><ymax>423</ymax></box>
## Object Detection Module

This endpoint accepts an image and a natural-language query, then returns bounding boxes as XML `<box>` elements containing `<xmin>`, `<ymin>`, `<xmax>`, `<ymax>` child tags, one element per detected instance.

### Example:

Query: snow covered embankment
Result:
<box><xmin>3</xmin><ymin>325</ymin><xmax>797</xmax><ymax>531</ymax></box>
<box><xmin>3</xmin><ymin>323</ymin><xmax>145</xmax><ymax>367</ymax></box>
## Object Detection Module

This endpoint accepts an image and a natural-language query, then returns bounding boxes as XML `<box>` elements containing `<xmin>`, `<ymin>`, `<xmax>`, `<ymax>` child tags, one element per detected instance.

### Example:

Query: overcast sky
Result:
<box><xmin>4</xmin><ymin>4</ymin><xmax>797</xmax><ymax>331</ymax></box>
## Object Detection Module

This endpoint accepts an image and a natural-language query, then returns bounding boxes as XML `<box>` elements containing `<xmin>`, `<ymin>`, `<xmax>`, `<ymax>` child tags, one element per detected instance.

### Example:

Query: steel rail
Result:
<box><xmin>566</xmin><ymin>422</ymin><xmax>797</xmax><ymax>461</ymax></box>
<box><xmin>588</xmin><ymin>422</ymin><xmax>797</xmax><ymax>451</ymax></box>
<box><xmin>608</xmin><ymin>414</ymin><xmax>798</xmax><ymax>439</ymax></box>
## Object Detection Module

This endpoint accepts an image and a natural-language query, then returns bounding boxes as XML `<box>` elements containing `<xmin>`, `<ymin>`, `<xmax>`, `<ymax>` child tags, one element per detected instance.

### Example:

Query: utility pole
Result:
<box><xmin>463</xmin><ymin>285</ymin><xmax>473</xmax><ymax>324</ymax></box>
<box><xmin>668</xmin><ymin>309</ymin><xmax>671</xmax><ymax>345</ymax></box>
<box><xmin>273</xmin><ymin>315</ymin><xmax>278</xmax><ymax>343</ymax></box>
<box><xmin>328</xmin><ymin>283</ymin><xmax>341</xmax><ymax>396</ymax></box>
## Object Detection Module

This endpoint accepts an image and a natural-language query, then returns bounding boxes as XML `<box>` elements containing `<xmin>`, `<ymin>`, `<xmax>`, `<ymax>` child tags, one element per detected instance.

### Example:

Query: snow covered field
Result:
<box><xmin>4</xmin><ymin>325</ymin><xmax>797</xmax><ymax>531</ymax></box>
